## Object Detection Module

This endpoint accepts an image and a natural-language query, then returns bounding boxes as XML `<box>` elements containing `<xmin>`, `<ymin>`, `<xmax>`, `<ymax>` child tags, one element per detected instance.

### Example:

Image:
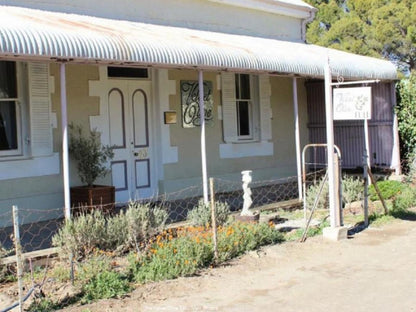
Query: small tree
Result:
<box><xmin>397</xmin><ymin>73</ymin><xmax>416</xmax><ymax>167</ymax></box>
<box><xmin>69</xmin><ymin>124</ymin><xmax>114</xmax><ymax>186</ymax></box>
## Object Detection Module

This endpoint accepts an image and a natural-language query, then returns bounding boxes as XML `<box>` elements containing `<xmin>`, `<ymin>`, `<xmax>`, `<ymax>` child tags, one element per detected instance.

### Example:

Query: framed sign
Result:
<box><xmin>180</xmin><ymin>80</ymin><xmax>213</xmax><ymax>128</ymax></box>
<box><xmin>333</xmin><ymin>87</ymin><xmax>372</xmax><ymax>120</ymax></box>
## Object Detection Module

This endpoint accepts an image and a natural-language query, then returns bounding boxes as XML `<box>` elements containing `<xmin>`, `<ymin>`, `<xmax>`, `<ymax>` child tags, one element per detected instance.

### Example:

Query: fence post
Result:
<box><xmin>363</xmin><ymin>153</ymin><xmax>369</xmax><ymax>227</ymax></box>
<box><xmin>209</xmin><ymin>178</ymin><xmax>218</xmax><ymax>262</ymax></box>
<box><xmin>13</xmin><ymin>205</ymin><xmax>24</xmax><ymax>312</ymax></box>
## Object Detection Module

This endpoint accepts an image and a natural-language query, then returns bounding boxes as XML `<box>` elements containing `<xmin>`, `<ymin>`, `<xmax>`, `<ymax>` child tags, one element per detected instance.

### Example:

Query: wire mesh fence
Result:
<box><xmin>0</xmin><ymin>171</ymin><xmax>330</xmax><ymax>257</ymax></box>
<box><xmin>1</xmin><ymin>168</ymin><xmax>390</xmax><ymax>311</ymax></box>
<box><xmin>0</xmin><ymin>170</ymin><xmax>336</xmax><ymax>311</ymax></box>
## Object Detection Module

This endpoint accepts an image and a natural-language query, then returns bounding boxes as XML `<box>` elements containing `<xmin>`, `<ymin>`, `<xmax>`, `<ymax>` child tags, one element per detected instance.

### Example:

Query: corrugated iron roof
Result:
<box><xmin>0</xmin><ymin>5</ymin><xmax>397</xmax><ymax>80</ymax></box>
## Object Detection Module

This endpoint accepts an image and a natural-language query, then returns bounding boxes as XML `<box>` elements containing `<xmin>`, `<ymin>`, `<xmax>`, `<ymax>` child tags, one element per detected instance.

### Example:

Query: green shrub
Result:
<box><xmin>216</xmin><ymin>222</ymin><xmax>283</xmax><ymax>262</ymax></box>
<box><xmin>124</xmin><ymin>202</ymin><xmax>168</xmax><ymax>251</ymax></box>
<box><xmin>392</xmin><ymin>186</ymin><xmax>416</xmax><ymax>212</ymax></box>
<box><xmin>77</xmin><ymin>255</ymin><xmax>112</xmax><ymax>283</ymax></box>
<box><xmin>130</xmin><ymin>222</ymin><xmax>283</xmax><ymax>283</ymax></box>
<box><xmin>306</xmin><ymin>177</ymin><xmax>329</xmax><ymax>210</ymax></box>
<box><xmin>27</xmin><ymin>298</ymin><xmax>58</xmax><ymax>312</ymax></box>
<box><xmin>369</xmin><ymin>180</ymin><xmax>404</xmax><ymax>201</ymax></box>
<box><xmin>52</xmin><ymin>210</ymin><xmax>107</xmax><ymax>260</ymax></box>
<box><xmin>82</xmin><ymin>271</ymin><xmax>130</xmax><ymax>303</ymax></box>
<box><xmin>342</xmin><ymin>176</ymin><xmax>363</xmax><ymax>205</ymax></box>
<box><xmin>52</xmin><ymin>202</ymin><xmax>168</xmax><ymax>259</ymax></box>
<box><xmin>0</xmin><ymin>244</ymin><xmax>13</xmax><ymax>283</ymax></box>
<box><xmin>187</xmin><ymin>199</ymin><xmax>230</xmax><ymax>226</ymax></box>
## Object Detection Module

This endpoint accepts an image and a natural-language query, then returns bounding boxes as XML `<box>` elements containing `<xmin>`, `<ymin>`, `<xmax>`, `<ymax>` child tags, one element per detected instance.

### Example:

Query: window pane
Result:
<box><xmin>0</xmin><ymin>61</ymin><xmax>17</xmax><ymax>99</ymax></box>
<box><xmin>237</xmin><ymin>101</ymin><xmax>250</xmax><ymax>136</ymax></box>
<box><xmin>235</xmin><ymin>74</ymin><xmax>240</xmax><ymax>99</ymax></box>
<box><xmin>107</xmin><ymin>67</ymin><xmax>148</xmax><ymax>78</ymax></box>
<box><xmin>239</xmin><ymin>74</ymin><xmax>250</xmax><ymax>100</ymax></box>
<box><xmin>0</xmin><ymin>101</ymin><xmax>18</xmax><ymax>150</ymax></box>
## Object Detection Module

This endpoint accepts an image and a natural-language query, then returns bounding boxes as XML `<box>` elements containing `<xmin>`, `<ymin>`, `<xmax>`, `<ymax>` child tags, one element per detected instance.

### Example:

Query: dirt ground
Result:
<box><xmin>62</xmin><ymin>217</ymin><xmax>416</xmax><ymax>312</ymax></box>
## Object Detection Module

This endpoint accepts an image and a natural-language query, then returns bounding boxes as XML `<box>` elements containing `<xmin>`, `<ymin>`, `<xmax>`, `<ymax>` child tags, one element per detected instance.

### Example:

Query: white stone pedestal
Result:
<box><xmin>322</xmin><ymin>226</ymin><xmax>348</xmax><ymax>241</ymax></box>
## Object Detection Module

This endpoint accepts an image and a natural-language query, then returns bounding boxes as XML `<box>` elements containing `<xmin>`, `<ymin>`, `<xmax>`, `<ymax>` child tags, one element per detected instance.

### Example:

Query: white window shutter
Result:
<box><xmin>259</xmin><ymin>75</ymin><xmax>272</xmax><ymax>141</ymax></box>
<box><xmin>221</xmin><ymin>72</ymin><xmax>238</xmax><ymax>143</ymax></box>
<box><xmin>29</xmin><ymin>62</ymin><xmax>52</xmax><ymax>156</ymax></box>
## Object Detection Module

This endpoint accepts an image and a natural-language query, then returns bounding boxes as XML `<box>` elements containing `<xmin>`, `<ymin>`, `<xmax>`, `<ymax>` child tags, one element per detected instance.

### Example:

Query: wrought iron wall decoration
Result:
<box><xmin>180</xmin><ymin>80</ymin><xmax>213</xmax><ymax>128</ymax></box>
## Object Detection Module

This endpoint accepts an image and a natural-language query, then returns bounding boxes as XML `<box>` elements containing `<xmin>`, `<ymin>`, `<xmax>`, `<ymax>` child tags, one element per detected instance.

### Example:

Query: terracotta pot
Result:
<box><xmin>70</xmin><ymin>185</ymin><xmax>115</xmax><ymax>214</ymax></box>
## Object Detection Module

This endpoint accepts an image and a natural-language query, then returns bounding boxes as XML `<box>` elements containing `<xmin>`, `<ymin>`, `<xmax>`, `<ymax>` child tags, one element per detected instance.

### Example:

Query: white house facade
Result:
<box><xmin>0</xmin><ymin>0</ymin><xmax>398</xmax><ymax>225</ymax></box>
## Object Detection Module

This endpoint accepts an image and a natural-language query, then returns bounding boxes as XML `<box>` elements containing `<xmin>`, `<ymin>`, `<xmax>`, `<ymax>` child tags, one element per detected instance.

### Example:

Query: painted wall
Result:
<box><xmin>0</xmin><ymin>0</ymin><xmax>304</xmax><ymax>42</ymax></box>
<box><xmin>161</xmin><ymin>70</ymin><xmax>309</xmax><ymax>193</ymax></box>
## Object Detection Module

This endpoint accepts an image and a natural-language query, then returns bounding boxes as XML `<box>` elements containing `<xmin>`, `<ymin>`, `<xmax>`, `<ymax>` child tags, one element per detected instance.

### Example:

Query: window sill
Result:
<box><xmin>0</xmin><ymin>153</ymin><xmax>60</xmax><ymax>180</ymax></box>
<box><xmin>219</xmin><ymin>141</ymin><xmax>273</xmax><ymax>159</ymax></box>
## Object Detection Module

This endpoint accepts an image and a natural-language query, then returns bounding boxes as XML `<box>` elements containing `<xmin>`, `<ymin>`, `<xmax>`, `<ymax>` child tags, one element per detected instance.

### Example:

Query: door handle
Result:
<box><xmin>134</xmin><ymin>152</ymin><xmax>139</xmax><ymax>157</ymax></box>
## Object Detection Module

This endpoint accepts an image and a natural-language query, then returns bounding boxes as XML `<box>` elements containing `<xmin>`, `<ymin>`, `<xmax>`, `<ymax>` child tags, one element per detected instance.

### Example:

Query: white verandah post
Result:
<box><xmin>292</xmin><ymin>78</ymin><xmax>303</xmax><ymax>201</ymax></box>
<box><xmin>324</xmin><ymin>60</ymin><xmax>340</xmax><ymax>228</ymax></box>
<box><xmin>60</xmin><ymin>63</ymin><xmax>71</xmax><ymax>219</ymax></box>
<box><xmin>199</xmin><ymin>70</ymin><xmax>209</xmax><ymax>203</ymax></box>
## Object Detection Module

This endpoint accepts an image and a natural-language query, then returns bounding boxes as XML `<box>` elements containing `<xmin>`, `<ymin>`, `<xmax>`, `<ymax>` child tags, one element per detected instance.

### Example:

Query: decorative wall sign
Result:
<box><xmin>333</xmin><ymin>87</ymin><xmax>372</xmax><ymax>120</ymax></box>
<box><xmin>180</xmin><ymin>80</ymin><xmax>213</xmax><ymax>128</ymax></box>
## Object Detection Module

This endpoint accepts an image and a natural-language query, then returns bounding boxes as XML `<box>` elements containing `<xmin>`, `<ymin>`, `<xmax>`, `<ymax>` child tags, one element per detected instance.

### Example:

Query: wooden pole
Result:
<box><xmin>367</xmin><ymin>168</ymin><xmax>389</xmax><ymax>215</ymax></box>
<box><xmin>13</xmin><ymin>205</ymin><xmax>24</xmax><ymax>312</ymax></box>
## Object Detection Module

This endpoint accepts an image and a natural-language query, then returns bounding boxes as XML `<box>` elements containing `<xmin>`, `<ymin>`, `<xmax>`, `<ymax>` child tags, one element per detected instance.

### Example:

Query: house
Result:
<box><xmin>0</xmin><ymin>0</ymin><xmax>398</xmax><ymax>225</ymax></box>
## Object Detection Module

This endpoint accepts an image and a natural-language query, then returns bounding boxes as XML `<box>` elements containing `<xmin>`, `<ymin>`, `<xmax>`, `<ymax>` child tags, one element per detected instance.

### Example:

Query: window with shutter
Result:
<box><xmin>0</xmin><ymin>61</ymin><xmax>52</xmax><ymax>159</ymax></box>
<box><xmin>220</xmin><ymin>72</ymin><xmax>273</xmax><ymax>158</ymax></box>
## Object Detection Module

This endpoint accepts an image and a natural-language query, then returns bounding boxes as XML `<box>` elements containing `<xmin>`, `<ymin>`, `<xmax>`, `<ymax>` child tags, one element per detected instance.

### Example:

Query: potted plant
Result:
<box><xmin>69</xmin><ymin>124</ymin><xmax>115</xmax><ymax>213</ymax></box>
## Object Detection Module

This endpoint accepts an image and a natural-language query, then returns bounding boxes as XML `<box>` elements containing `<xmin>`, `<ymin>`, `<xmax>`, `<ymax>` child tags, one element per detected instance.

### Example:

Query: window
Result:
<box><xmin>235</xmin><ymin>74</ymin><xmax>254</xmax><ymax>139</ymax></box>
<box><xmin>220</xmin><ymin>72</ymin><xmax>272</xmax><ymax>157</ymax></box>
<box><xmin>0</xmin><ymin>61</ymin><xmax>21</xmax><ymax>156</ymax></box>
<box><xmin>107</xmin><ymin>67</ymin><xmax>149</xmax><ymax>79</ymax></box>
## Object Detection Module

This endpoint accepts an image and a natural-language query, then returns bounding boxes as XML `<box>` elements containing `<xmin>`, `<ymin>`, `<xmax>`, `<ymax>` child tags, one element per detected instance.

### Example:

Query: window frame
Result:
<box><xmin>0</xmin><ymin>62</ymin><xmax>23</xmax><ymax>157</ymax></box>
<box><xmin>235</xmin><ymin>73</ymin><xmax>259</xmax><ymax>142</ymax></box>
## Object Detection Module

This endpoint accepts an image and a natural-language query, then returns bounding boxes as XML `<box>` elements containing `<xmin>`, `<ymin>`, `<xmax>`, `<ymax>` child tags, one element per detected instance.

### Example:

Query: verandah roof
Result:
<box><xmin>0</xmin><ymin>5</ymin><xmax>397</xmax><ymax>80</ymax></box>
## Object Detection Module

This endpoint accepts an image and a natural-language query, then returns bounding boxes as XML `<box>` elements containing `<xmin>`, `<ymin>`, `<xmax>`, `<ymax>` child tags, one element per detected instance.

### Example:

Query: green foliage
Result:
<box><xmin>369</xmin><ymin>180</ymin><xmax>404</xmax><ymax>201</ymax></box>
<box><xmin>216</xmin><ymin>222</ymin><xmax>284</xmax><ymax>262</ymax></box>
<box><xmin>52</xmin><ymin>202</ymin><xmax>168</xmax><ymax>259</ymax></box>
<box><xmin>69</xmin><ymin>124</ymin><xmax>114</xmax><ymax>186</ymax></box>
<box><xmin>306</xmin><ymin>177</ymin><xmax>329</xmax><ymax>210</ymax></box>
<box><xmin>187</xmin><ymin>199</ymin><xmax>231</xmax><ymax>226</ymax></box>
<box><xmin>123</xmin><ymin>201</ymin><xmax>168</xmax><ymax>251</ymax></box>
<box><xmin>0</xmin><ymin>244</ymin><xmax>13</xmax><ymax>283</ymax></box>
<box><xmin>391</xmin><ymin>185</ymin><xmax>416</xmax><ymax>211</ymax></box>
<box><xmin>130</xmin><ymin>222</ymin><xmax>283</xmax><ymax>283</ymax></box>
<box><xmin>27</xmin><ymin>298</ymin><xmax>58</xmax><ymax>312</ymax></box>
<box><xmin>52</xmin><ymin>210</ymin><xmax>108</xmax><ymax>260</ymax></box>
<box><xmin>77</xmin><ymin>255</ymin><xmax>112</xmax><ymax>283</ymax></box>
<box><xmin>397</xmin><ymin>74</ymin><xmax>416</xmax><ymax>162</ymax></box>
<box><xmin>342</xmin><ymin>175</ymin><xmax>363</xmax><ymax>205</ymax></box>
<box><xmin>82</xmin><ymin>271</ymin><xmax>130</xmax><ymax>303</ymax></box>
<box><xmin>285</xmin><ymin>220</ymin><xmax>330</xmax><ymax>241</ymax></box>
<box><xmin>304</xmin><ymin>0</ymin><xmax>416</xmax><ymax>72</ymax></box>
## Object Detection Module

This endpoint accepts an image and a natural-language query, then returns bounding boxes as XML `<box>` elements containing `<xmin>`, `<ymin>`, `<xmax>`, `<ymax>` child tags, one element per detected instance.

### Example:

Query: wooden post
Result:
<box><xmin>13</xmin><ymin>205</ymin><xmax>24</xmax><ymax>312</ymax></box>
<box><xmin>363</xmin><ymin>154</ymin><xmax>369</xmax><ymax>227</ymax></box>
<box><xmin>209</xmin><ymin>178</ymin><xmax>218</xmax><ymax>262</ymax></box>
<box><xmin>367</xmin><ymin>168</ymin><xmax>389</xmax><ymax>215</ymax></box>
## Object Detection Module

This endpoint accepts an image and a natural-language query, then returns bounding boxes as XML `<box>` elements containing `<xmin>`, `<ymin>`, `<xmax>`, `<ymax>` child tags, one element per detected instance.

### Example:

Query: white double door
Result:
<box><xmin>107</xmin><ymin>80</ymin><xmax>155</xmax><ymax>202</ymax></box>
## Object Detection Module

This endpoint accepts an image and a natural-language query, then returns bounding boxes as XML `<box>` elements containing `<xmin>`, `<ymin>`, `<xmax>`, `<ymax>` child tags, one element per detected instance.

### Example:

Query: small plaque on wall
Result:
<box><xmin>164</xmin><ymin>111</ymin><xmax>177</xmax><ymax>124</ymax></box>
<box><xmin>180</xmin><ymin>80</ymin><xmax>213</xmax><ymax>128</ymax></box>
